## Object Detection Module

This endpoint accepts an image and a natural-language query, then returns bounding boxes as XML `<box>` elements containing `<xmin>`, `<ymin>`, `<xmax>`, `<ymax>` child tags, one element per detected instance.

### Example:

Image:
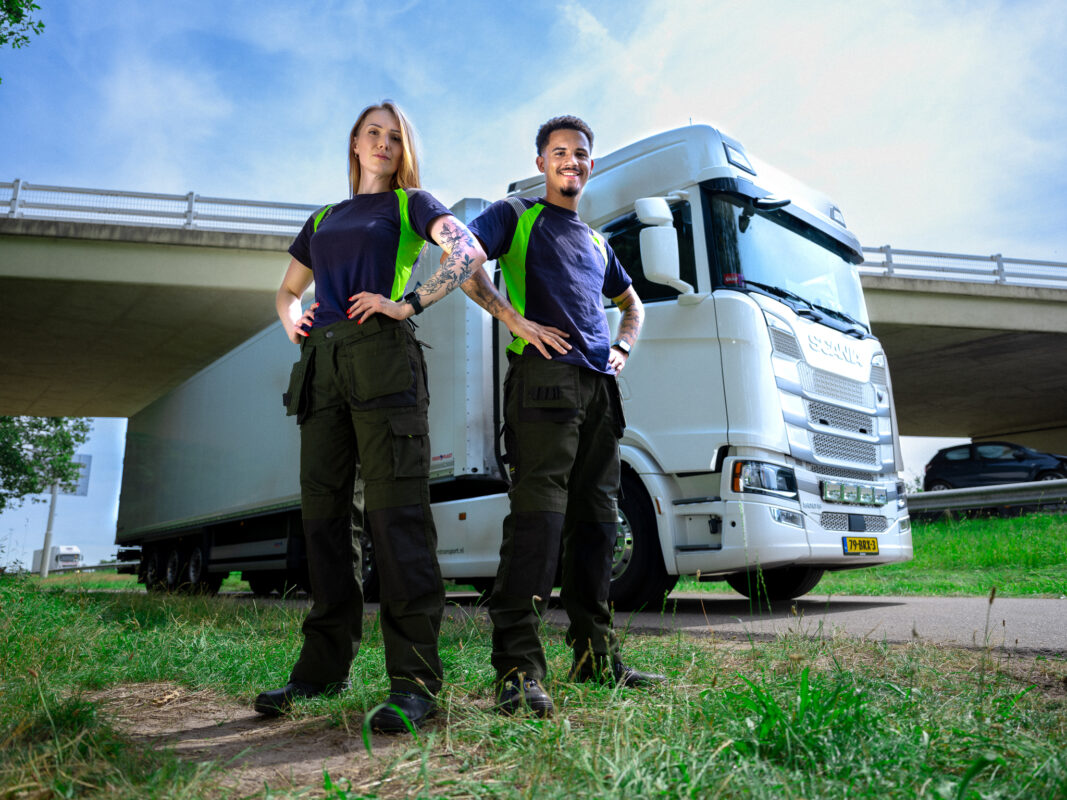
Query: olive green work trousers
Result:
<box><xmin>489</xmin><ymin>354</ymin><xmax>625</xmax><ymax>682</ymax></box>
<box><xmin>284</xmin><ymin>316</ymin><xmax>444</xmax><ymax>697</ymax></box>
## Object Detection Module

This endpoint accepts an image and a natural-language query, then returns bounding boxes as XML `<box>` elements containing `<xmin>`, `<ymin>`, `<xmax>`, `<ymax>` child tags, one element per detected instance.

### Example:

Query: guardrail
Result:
<box><xmin>860</xmin><ymin>246</ymin><xmax>1067</xmax><ymax>290</ymax></box>
<box><xmin>6</xmin><ymin>179</ymin><xmax>1067</xmax><ymax>288</ymax></box>
<box><xmin>905</xmin><ymin>479</ymin><xmax>1067</xmax><ymax>517</ymax></box>
<box><xmin>1</xmin><ymin>179</ymin><xmax>317</xmax><ymax>236</ymax></box>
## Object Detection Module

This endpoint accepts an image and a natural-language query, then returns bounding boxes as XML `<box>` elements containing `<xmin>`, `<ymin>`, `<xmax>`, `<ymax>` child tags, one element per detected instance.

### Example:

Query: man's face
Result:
<box><xmin>537</xmin><ymin>128</ymin><xmax>593</xmax><ymax>200</ymax></box>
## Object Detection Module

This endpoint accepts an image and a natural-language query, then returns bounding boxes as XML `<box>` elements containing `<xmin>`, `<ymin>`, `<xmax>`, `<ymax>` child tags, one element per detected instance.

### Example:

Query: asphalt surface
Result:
<box><xmin>440</xmin><ymin>591</ymin><xmax>1067</xmax><ymax>655</ymax></box>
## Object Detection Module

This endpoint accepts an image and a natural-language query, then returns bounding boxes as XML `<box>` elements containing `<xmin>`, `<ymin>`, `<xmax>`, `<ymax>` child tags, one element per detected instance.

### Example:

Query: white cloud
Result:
<box><xmin>96</xmin><ymin>55</ymin><xmax>232</xmax><ymax>190</ymax></box>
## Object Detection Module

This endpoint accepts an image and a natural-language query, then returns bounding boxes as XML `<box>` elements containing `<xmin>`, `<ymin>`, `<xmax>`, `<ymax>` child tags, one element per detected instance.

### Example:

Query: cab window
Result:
<box><xmin>603</xmin><ymin>201</ymin><xmax>696</xmax><ymax>303</ymax></box>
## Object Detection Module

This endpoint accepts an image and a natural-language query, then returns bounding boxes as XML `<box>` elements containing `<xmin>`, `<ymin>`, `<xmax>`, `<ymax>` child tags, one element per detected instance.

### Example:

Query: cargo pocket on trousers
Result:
<box><xmin>283</xmin><ymin>349</ymin><xmax>314</xmax><ymax>423</ymax></box>
<box><xmin>517</xmin><ymin>374</ymin><xmax>580</xmax><ymax>423</ymax></box>
<box><xmin>341</xmin><ymin>331</ymin><xmax>416</xmax><ymax>409</ymax></box>
<box><xmin>388</xmin><ymin>413</ymin><xmax>430</xmax><ymax>479</ymax></box>
<box><xmin>609</xmin><ymin>376</ymin><xmax>627</xmax><ymax>439</ymax></box>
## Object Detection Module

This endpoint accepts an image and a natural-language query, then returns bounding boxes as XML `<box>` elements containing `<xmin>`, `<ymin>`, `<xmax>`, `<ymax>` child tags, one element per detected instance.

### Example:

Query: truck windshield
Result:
<box><xmin>705</xmin><ymin>190</ymin><xmax>870</xmax><ymax>331</ymax></box>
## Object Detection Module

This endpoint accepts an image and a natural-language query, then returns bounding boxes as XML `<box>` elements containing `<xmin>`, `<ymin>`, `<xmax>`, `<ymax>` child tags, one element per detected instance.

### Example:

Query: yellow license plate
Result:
<box><xmin>842</xmin><ymin>536</ymin><xmax>879</xmax><ymax>555</ymax></box>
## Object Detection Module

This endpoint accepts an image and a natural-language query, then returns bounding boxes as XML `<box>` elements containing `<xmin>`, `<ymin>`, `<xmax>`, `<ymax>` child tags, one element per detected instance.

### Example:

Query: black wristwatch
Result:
<box><xmin>612</xmin><ymin>340</ymin><xmax>631</xmax><ymax>356</ymax></box>
<box><xmin>404</xmin><ymin>291</ymin><xmax>424</xmax><ymax>315</ymax></box>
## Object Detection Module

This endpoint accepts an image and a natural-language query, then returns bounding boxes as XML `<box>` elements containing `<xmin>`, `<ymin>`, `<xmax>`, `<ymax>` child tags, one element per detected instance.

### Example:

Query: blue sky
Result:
<box><xmin>2</xmin><ymin>0</ymin><xmax>1064</xmax><ymax>565</ymax></box>
<box><xmin>3</xmin><ymin>0</ymin><xmax>1066</xmax><ymax>259</ymax></box>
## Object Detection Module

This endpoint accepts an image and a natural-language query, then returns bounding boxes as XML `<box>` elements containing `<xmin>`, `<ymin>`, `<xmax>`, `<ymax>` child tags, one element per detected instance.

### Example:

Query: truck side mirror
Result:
<box><xmin>636</xmin><ymin>197</ymin><xmax>693</xmax><ymax>295</ymax></box>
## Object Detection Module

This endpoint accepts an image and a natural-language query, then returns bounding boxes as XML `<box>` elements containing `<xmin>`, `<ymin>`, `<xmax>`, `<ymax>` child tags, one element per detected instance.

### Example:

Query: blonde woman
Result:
<box><xmin>257</xmin><ymin>101</ymin><xmax>565</xmax><ymax>732</ymax></box>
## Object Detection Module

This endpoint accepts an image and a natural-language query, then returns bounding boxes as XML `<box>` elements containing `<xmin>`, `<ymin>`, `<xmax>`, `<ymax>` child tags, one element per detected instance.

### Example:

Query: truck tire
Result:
<box><xmin>143</xmin><ymin>549</ymin><xmax>165</xmax><ymax>593</ymax></box>
<box><xmin>609</xmin><ymin>471</ymin><xmax>678</xmax><ymax>611</ymax></box>
<box><xmin>726</xmin><ymin>566</ymin><xmax>825</xmax><ymax>603</ymax></box>
<box><xmin>359</xmin><ymin>528</ymin><xmax>380</xmax><ymax>603</ymax></box>
<box><xmin>164</xmin><ymin>546</ymin><xmax>187</xmax><ymax>592</ymax></box>
<box><xmin>185</xmin><ymin>544</ymin><xmax>222</xmax><ymax>594</ymax></box>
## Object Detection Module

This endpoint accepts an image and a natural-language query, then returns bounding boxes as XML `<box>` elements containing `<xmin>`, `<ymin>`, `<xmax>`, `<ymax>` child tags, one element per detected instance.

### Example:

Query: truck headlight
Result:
<box><xmin>732</xmin><ymin>461</ymin><xmax>798</xmax><ymax>500</ymax></box>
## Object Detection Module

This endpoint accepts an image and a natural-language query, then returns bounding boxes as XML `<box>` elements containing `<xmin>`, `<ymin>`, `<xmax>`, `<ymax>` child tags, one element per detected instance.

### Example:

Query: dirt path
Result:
<box><xmin>87</xmin><ymin>682</ymin><xmax>433</xmax><ymax>797</ymax></box>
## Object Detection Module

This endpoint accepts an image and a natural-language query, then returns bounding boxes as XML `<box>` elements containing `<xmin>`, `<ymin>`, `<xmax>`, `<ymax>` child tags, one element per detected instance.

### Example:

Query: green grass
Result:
<box><xmin>682</xmin><ymin>513</ymin><xmax>1067</xmax><ymax>598</ymax></box>
<box><xmin>2</xmin><ymin>573</ymin><xmax>1065</xmax><ymax>799</ymax></box>
<box><xmin>28</xmin><ymin>570</ymin><xmax>251</xmax><ymax>592</ymax></box>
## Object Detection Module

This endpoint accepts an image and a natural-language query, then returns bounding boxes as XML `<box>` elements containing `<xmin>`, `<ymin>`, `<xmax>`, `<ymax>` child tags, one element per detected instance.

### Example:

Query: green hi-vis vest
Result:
<box><xmin>312</xmin><ymin>188</ymin><xmax>427</xmax><ymax>302</ymax></box>
<box><xmin>496</xmin><ymin>197</ymin><xmax>609</xmax><ymax>355</ymax></box>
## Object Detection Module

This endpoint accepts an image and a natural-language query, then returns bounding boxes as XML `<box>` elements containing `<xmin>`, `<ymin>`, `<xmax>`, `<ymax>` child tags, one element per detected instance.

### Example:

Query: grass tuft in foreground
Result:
<box><xmin>2</xmin><ymin>570</ymin><xmax>1066</xmax><ymax>798</ymax></box>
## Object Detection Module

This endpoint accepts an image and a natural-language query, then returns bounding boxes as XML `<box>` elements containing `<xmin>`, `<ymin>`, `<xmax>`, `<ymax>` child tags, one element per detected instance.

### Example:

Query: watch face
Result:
<box><xmin>613</xmin><ymin>341</ymin><xmax>630</xmax><ymax>355</ymax></box>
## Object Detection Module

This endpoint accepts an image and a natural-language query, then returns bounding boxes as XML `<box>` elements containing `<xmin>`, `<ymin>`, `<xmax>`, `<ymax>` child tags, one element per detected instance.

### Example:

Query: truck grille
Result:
<box><xmin>811</xmin><ymin>432</ymin><xmax>879</xmax><ymax>466</ymax></box>
<box><xmin>798</xmin><ymin>363</ymin><xmax>873</xmax><ymax>407</ymax></box>
<box><xmin>820</xmin><ymin>512</ymin><xmax>888</xmax><ymax>532</ymax></box>
<box><xmin>870</xmin><ymin>364</ymin><xmax>887</xmax><ymax>386</ymax></box>
<box><xmin>770</xmin><ymin>328</ymin><xmax>802</xmax><ymax>359</ymax></box>
<box><xmin>806</xmin><ymin>400</ymin><xmax>874</xmax><ymax>435</ymax></box>
<box><xmin>803</xmin><ymin>461</ymin><xmax>878</xmax><ymax>482</ymax></box>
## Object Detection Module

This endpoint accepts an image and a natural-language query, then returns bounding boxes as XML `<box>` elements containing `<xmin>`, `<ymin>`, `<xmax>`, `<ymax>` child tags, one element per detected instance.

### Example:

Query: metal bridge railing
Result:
<box><xmin>1</xmin><ymin>178</ymin><xmax>318</xmax><ymax>236</ymax></box>
<box><xmin>5</xmin><ymin>179</ymin><xmax>1067</xmax><ymax>287</ymax></box>
<box><xmin>860</xmin><ymin>245</ymin><xmax>1067</xmax><ymax>290</ymax></box>
<box><xmin>906</xmin><ymin>479</ymin><xmax>1067</xmax><ymax>518</ymax></box>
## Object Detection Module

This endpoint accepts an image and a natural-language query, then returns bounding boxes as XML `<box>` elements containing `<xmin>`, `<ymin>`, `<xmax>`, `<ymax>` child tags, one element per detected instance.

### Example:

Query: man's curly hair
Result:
<box><xmin>535</xmin><ymin>115</ymin><xmax>594</xmax><ymax>155</ymax></box>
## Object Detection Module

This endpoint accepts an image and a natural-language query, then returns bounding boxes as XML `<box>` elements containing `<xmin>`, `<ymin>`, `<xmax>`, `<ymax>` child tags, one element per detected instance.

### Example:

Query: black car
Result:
<box><xmin>923</xmin><ymin>441</ymin><xmax>1067</xmax><ymax>491</ymax></box>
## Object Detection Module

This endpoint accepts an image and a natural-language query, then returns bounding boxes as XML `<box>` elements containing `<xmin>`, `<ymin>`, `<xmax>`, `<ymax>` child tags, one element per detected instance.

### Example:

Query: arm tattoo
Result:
<box><xmin>461</xmin><ymin>269</ymin><xmax>508</xmax><ymax>317</ymax></box>
<box><xmin>615</xmin><ymin>289</ymin><xmax>644</xmax><ymax>347</ymax></box>
<box><xmin>418</xmin><ymin>220</ymin><xmax>479</xmax><ymax>306</ymax></box>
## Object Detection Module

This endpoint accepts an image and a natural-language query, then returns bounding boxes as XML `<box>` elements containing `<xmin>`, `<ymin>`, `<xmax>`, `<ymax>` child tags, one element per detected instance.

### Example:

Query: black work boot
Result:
<box><xmin>496</xmin><ymin>676</ymin><xmax>554</xmax><ymax>717</ymax></box>
<box><xmin>368</xmin><ymin>692</ymin><xmax>436</xmax><ymax>733</ymax></box>
<box><xmin>568</xmin><ymin>655</ymin><xmax>665</xmax><ymax>688</ymax></box>
<box><xmin>253</xmin><ymin>680</ymin><xmax>348</xmax><ymax>716</ymax></box>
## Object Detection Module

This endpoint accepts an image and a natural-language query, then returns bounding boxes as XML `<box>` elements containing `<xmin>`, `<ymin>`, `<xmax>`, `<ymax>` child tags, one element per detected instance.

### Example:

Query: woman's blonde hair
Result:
<box><xmin>347</xmin><ymin>100</ymin><xmax>421</xmax><ymax>195</ymax></box>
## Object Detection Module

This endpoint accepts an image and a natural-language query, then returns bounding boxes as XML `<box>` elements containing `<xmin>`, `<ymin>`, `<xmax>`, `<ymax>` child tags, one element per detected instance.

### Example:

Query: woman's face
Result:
<box><xmin>353</xmin><ymin>108</ymin><xmax>403</xmax><ymax>183</ymax></box>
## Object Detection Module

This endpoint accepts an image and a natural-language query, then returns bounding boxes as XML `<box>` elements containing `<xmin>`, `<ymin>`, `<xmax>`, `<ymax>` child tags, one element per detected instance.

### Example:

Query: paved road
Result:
<box><xmin>441</xmin><ymin>591</ymin><xmax>1067</xmax><ymax>655</ymax></box>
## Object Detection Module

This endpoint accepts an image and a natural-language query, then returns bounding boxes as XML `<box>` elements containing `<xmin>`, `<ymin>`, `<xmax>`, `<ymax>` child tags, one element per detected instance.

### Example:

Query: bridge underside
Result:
<box><xmin>863</xmin><ymin>277</ymin><xmax>1067</xmax><ymax>453</ymax></box>
<box><xmin>0</xmin><ymin>219</ymin><xmax>288</xmax><ymax>417</ymax></box>
<box><xmin>2</xmin><ymin>221</ymin><xmax>1066</xmax><ymax>453</ymax></box>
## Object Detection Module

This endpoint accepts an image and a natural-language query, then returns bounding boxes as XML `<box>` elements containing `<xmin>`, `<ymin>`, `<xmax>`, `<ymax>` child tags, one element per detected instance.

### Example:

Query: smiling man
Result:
<box><xmin>468</xmin><ymin>115</ymin><xmax>662</xmax><ymax>718</ymax></box>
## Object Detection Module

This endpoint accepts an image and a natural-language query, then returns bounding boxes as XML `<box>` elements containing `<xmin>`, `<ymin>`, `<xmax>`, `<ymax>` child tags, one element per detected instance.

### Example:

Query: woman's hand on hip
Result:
<box><xmin>286</xmin><ymin>302</ymin><xmax>317</xmax><ymax>344</ymax></box>
<box><xmin>348</xmin><ymin>291</ymin><xmax>413</xmax><ymax>324</ymax></box>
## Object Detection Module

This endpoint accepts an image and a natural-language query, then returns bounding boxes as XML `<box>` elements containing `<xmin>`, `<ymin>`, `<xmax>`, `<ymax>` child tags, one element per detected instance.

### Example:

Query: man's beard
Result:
<box><xmin>559</xmin><ymin>185</ymin><xmax>580</xmax><ymax>197</ymax></box>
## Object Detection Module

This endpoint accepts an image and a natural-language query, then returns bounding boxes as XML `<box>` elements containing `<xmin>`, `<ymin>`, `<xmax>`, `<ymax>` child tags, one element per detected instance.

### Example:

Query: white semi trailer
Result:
<box><xmin>115</xmin><ymin>125</ymin><xmax>912</xmax><ymax>608</ymax></box>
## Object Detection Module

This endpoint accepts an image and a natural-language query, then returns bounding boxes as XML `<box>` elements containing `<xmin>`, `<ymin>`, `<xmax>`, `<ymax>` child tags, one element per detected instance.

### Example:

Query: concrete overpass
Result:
<box><xmin>2</xmin><ymin>181</ymin><xmax>1066</xmax><ymax>451</ymax></box>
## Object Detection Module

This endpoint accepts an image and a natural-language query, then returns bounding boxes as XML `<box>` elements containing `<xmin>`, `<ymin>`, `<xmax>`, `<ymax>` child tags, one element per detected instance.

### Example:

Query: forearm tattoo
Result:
<box><xmin>462</xmin><ymin>270</ymin><xmax>508</xmax><ymax>317</ymax></box>
<box><xmin>616</xmin><ymin>292</ymin><xmax>644</xmax><ymax>347</ymax></box>
<box><xmin>420</xmin><ymin>221</ymin><xmax>478</xmax><ymax>304</ymax></box>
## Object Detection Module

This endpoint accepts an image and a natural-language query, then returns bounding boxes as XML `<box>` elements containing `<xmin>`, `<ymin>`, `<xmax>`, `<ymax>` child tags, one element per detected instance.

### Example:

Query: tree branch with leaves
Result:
<box><xmin>0</xmin><ymin>417</ymin><xmax>91</xmax><ymax>513</ymax></box>
<box><xmin>1</xmin><ymin>0</ymin><xmax>45</xmax><ymax>84</ymax></box>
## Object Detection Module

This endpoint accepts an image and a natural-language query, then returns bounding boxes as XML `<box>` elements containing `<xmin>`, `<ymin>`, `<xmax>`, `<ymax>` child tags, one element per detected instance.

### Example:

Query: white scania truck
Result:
<box><xmin>115</xmin><ymin>125</ymin><xmax>912</xmax><ymax>608</ymax></box>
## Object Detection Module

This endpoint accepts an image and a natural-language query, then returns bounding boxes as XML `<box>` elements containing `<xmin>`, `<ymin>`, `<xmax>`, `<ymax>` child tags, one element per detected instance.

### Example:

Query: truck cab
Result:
<box><xmin>495</xmin><ymin>125</ymin><xmax>913</xmax><ymax>605</ymax></box>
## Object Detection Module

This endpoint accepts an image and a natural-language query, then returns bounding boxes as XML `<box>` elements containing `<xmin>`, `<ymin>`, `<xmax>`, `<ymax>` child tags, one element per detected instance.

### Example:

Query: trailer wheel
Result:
<box><xmin>186</xmin><ymin>544</ymin><xmax>222</xmax><ymax>595</ymax></box>
<box><xmin>358</xmin><ymin>528</ymin><xmax>380</xmax><ymax>603</ymax></box>
<box><xmin>725</xmin><ymin>566</ymin><xmax>825</xmax><ymax>603</ymax></box>
<box><xmin>164</xmin><ymin>547</ymin><xmax>186</xmax><ymax>592</ymax></box>
<box><xmin>609</xmin><ymin>472</ymin><xmax>678</xmax><ymax>611</ymax></box>
<box><xmin>143</xmin><ymin>549</ymin><xmax>165</xmax><ymax>593</ymax></box>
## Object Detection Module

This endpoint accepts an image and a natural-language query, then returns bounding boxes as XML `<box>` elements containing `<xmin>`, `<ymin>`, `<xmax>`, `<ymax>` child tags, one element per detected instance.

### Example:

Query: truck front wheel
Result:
<box><xmin>726</xmin><ymin>566</ymin><xmax>825</xmax><ymax>603</ymax></box>
<box><xmin>609</xmin><ymin>472</ymin><xmax>677</xmax><ymax>611</ymax></box>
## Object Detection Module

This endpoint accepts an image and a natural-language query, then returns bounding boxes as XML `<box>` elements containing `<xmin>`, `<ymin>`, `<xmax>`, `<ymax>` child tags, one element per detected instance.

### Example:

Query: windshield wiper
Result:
<box><xmin>812</xmin><ymin>303</ymin><xmax>870</xmax><ymax>336</ymax></box>
<box><xmin>741</xmin><ymin>280</ymin><xmax>817</xmax><ymax>314</ymax></box>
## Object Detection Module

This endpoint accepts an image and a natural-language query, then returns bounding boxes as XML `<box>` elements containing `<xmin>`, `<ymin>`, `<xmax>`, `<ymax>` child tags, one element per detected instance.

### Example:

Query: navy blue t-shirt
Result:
<box><xmin>288</xmin><ymin>189</ymin><xmax>450</xmax><ymax>328</ymax></box>
<box><xmin>469</xmin><ymin>197</ymin><xmax>632</xmax><ymax>375</ymax></box>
